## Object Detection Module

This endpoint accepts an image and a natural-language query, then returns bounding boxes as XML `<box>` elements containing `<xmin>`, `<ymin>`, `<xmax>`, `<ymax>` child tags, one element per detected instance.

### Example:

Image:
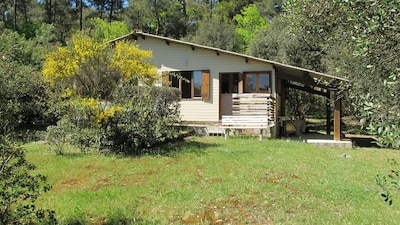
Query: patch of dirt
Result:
<box><xmin>176</xmin><ymin>195</ymin><xmax>273</xmax><ymax>225</ymax></box>
<box><xmin>92</xmin><ymin>176</ymin><xmax>112</xmax><ymax>190</ymax></box>
<box><xmin>59</xmin><ymin>177</ymin><xmax>88</xmax><ymax>189</ymax></box>
<box><xmin>83</xmin><ymin>164</ymin><xmax>97</xmax><ymax>170</ymax></box>
<box><xmin>259</xmin><ymin>171</ymin><xmax>300</xmax><ymax>184</ymax></box>
<box><xmin>118</xmin><ymin>169</ymin><xmax>161</xmax><ymax>187</ymax></box>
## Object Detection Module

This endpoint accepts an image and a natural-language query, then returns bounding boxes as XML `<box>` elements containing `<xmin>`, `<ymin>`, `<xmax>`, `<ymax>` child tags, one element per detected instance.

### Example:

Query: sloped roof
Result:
<box><xmin>108</xmin><ymin>30</ymin><xmax>347</xmax><ymax>89</ymax></box>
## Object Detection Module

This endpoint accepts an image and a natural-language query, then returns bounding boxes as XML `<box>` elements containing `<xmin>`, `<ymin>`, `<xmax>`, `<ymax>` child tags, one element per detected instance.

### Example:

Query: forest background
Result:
<box><xmin>2</xmin><ymin>0</ymin><xmax>400</xmax><ymax>223</ymax></box>
<box><xmin>1</xmin><ymin>0</ymin><xmax>400</xmax><ymax>148</ymax></box>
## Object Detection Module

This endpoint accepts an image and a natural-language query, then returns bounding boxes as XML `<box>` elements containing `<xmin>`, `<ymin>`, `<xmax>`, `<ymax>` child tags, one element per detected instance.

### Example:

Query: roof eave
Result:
<box><xmin>108</xmin><ymin>30</ymin><xmax>349</xmax><ymax>85</ymax></box>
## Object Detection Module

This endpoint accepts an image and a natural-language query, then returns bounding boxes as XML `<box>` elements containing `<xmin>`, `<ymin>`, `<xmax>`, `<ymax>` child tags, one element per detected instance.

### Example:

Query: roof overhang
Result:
<box><xmin>108</xmin><ymin>30</ymin><xmax>348</xmax><ymax>91</ymax></box>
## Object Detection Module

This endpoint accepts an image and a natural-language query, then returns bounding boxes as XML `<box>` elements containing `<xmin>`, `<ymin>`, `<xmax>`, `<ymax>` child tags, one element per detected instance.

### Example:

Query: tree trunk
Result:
<box><xmin>22</xmin><ymin>0</ymin><xmax>27</xmax><ymax>22</ymax></box>
<box><xmin>79</xmin><ymin>0</ymin><xmax>83</xmax><ymax>30</ymax></box>
<box><xmin>153</xmin><ymin>0</ymin><xmax>160</xmax><ymax>35</ymax></box>
<box><xmin>109</xmin><ymin>0</ymin><xmax>114</xmax><ymax>23</ymax></box>
<box><xmin>181</xmin><ymin>0</ymin><xmax>186</xmax><ymax>16</ymax></box>
<box><xmin>210</xmin><ymin>0</ymin><xmax>213</xmax><ymax>19</ymax></box>
<box><xmin>46</xmin><ymin>0</ymin><xmax>52</xmax><ymax>24</ymax></box>
<box><xmin>13</xmin><ymin>0</ymin><xmax>16</xmax><ymax>29</ymax></box>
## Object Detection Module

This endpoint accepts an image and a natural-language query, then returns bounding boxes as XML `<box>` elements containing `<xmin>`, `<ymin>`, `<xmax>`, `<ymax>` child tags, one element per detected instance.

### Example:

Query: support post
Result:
<box><xmin>279</xmin><ymin>80</ymin><xmax>287</xmax><ymax>137</ymax></box>
<box><xmin>326</xmin><ymin>91</ymin><xmax>331</xmax><ymax>135</ymax></box>
<box><xmin>238</xmin><ymin>73</ymin><xmax>243</xmax><ymax>94</ymax></box>
<box><xmin>333</xmin><ymin>92</ymin><xmax>342</xmax><ymax>141</ymax></box>
<box><xmin>281</xmin><ymin>80</ymin><xmax>287</xmax><ymax>116</ymax></box>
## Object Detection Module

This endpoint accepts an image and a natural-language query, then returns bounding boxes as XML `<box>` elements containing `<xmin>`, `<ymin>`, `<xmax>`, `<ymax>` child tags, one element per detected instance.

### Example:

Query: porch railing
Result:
<box><xmin>232</xmin><ymin>93</ymin><xmax>275</xmax><ymax>122</ymax></box>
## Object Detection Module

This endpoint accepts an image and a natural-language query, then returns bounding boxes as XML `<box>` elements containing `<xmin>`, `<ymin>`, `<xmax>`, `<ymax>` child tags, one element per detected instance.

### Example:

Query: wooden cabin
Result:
<box><xmin>109</xmin><ymin>31</ymin><xmax>347</xmax><ymax>140</ymax></box>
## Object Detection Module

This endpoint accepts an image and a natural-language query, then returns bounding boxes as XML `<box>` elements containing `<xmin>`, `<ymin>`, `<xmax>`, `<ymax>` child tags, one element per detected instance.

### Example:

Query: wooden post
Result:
<box><xmin>333</xmin><ymin>92</ymin><xmax>342</xmax><ymax>141</ymax></box>
<box><xmin>280</xmin><ymin>80</ymin><xmax>287</xmax><ymax>137</ymax></box>
<box><xmin>326</xmin><ymin>91</ymin><xmax>331</xmax><ymax>135</ymax></box>
<box><xmin>280</xmin><ymin>80</ymin><xmax>286</xmax><ymax>117</ymax></box>
<box><xmin>238</xmin><ymin>73</ymin><xmax>243</xmax><ymax>94</ymax></box>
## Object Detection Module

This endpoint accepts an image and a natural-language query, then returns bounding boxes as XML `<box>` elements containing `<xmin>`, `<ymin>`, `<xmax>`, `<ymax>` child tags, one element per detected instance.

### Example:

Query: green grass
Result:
<box><xmin>24</xmin><ymin>137</ymin><xmax>400</xmax><ymax>224</ymax></box>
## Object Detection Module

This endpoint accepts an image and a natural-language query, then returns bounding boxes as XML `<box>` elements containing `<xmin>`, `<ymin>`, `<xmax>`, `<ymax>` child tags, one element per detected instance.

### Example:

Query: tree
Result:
<box><xmin>42</xmin><ymin>32</ymin><xmax>157</xmax><ymax>100</ymax></box>
<box><xmin>89</xmin><ymin>17</ymin><xmax>130</xmax><ymax>42</ymax></box>
<box><xmin>280</xmin><ymin>0</ymin><xmax>400</xmax><ymax>148</ymax></box>
<box><xmin>216</xmin><ymin>0</ymin><xmax>256</xmax><ymax>19</ymax></box>
<box><xmin>250</xmin><ymin>18</ymin><xmax>289</xmax><ymax>62</ymax></box>
<box><xmin>0</xmin><ymin>136</ymin><xmax>56</xmax><ymax>224</ymax></box>
<box><xmin>189</xmin><ymin>16</ymin><xmax>240</xmax><ymax>52</ymax></box>
<box><xmin>87</xmin><ymin>0</ymin><xmax>125</xmax><ymax>22</ymax></box>
<box><xmin>255</xmin><ymin>0</ymin><xmax>284</xmax><ymax>19</ymax></box>
<box><xmin>346</xmin><ymin>0</ymin><xmax>400</xmax><ymax>148</ymax></box>
<box><xmin>126</xmin><ymin>0</ymin><xmax>189</xmax><ymax>38</ymax></box>
<box><xmin>124</xmin><ymin>0</ymin><xmax>152</xmax><ymax>31</ymax></box>
<box><xmin>41</xmin><ymin>0</ymin><xmax>76</xmax><ymax>44</ymax></box>
<box><xmin>0</xmin><ymin>28</ymin><xmax>54</xmax><ymax>132</ymax></box>
<box><xmin>233</xmin><ymin>4</ymin><xmax>269</xmax><ymax>53</ymax></box>
<box><xmin>280</xmin><ymin>0</ymin><xmax>349</xmax><ymax>72</ymax></box>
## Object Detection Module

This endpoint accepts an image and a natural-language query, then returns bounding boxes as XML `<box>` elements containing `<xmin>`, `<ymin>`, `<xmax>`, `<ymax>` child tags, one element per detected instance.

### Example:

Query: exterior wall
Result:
<box><xmin>135</xmin><ymin>37</ymin><xmax>275</xmax><ymax>122</ymax></box>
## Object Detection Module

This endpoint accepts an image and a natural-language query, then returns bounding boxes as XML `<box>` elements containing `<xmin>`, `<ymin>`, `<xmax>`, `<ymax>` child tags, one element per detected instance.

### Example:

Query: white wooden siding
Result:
<box><xmin>136</xmin><ymin>37</ymin><xmax>275</xmax><ymax>122</ymax></box>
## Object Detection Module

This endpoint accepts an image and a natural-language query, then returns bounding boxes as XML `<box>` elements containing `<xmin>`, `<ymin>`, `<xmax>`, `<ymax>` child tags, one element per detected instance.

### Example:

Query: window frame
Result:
<box><xmin>164</xmin><ymin>70</ymin><xmax>210</xmax><ymax>100</ymax></box>
<box><xmin>243</xmin><ymin>72</ymin><xmax>271</xmax><ymax>93</ymax></box>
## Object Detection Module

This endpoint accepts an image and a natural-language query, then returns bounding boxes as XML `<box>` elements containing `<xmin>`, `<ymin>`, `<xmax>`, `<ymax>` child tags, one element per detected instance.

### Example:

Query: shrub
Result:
<box><xmin>45</xmin><ymin>118</ymin><xmax>75</xmax><ymax>155</ymax></box>
<box><xmin>70</xmin><ymin>127</ymin><xmax>102</xmax><ymax>153</ymax></box>
<box><xmin>46</xmin><ymin>117</ymin><xmax>102</xmax><ymax>154</ymax></box>
<box><xmin>354</xmin><ymin>74</ymin><xmax>400</xmax><ymax>149</ymax></box>
<box><xmin>376</xmin><ymin>159</ymin><xmax>400</xmax><ymax>205</ymax></box>
<box><xmin>102</xmin><ymin>85</ymin><xmax>182</xmax><ymax>154</ymax></box>
<box><xmin>0</xmin><ymin>136</ymin><xmax>57</xmax><ymax>224</ymax></box>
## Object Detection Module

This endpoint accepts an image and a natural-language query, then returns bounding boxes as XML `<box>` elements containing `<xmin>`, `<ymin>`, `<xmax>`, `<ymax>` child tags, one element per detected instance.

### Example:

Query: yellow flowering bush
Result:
<box><xmin>42</xmin><ymin>47</ymin><xmax>78</xmax><ymax>84</ymax></box>
<box><xmin>42</xmin><ymin>33</ymin><xmax>158</xmax><ymax>99</ymax></box>
<box><xmin>94</xmin><ymin>106</ymin><xmax>123</xmax><ymax>127</ymax></box>
<box><xmin>66</xmin><ymin>97</ymin><xmax>123</xmax><ymax>128</ymax></box>
<box><xmin>60</xmin><ymin>88</ymin><xmax>76</xmax><ymax>99</ymax></box>
<box><xmin>111</xmin><ymin>40</ymin><xmax>157</xmax><ymax>85</ymax></box>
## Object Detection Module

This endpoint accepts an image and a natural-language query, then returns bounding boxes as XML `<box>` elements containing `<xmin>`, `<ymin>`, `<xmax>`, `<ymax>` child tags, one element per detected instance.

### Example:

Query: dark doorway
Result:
<box><xmin>220</xmin><ymin>73</ymin><xmax>239</xmax><ymax>118</ymax></box>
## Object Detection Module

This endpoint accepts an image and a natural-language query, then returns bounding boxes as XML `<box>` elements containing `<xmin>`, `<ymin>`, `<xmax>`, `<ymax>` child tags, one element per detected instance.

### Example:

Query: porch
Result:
<box><xmin>188</xmin><ymin>123</ymin><xmax>355</xmax><ymax>148</ymax></box>
<box><xmin>218</xmin><ymin>68</ymin><xmax>347</xmax><ymax>141</ymax></box>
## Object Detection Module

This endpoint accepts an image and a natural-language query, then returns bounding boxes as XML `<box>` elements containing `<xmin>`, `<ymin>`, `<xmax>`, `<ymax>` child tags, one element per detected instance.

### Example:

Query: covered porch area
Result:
<box><xmin>217</xmin><ymin>64</ymin><xmax>348</xmax><ymax>141</ymax></box>
<box><xmin>274</xmin><ymin>63</ymin><xmax>348</xmax><ymax>141</ymax></box>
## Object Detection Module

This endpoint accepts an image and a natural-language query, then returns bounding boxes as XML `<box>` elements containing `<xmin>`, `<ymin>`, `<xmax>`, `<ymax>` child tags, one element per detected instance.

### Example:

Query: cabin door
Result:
<box><xmin>219</xmin><ymin>73</ymin><xmax>239</xmax><ymax>119</ymax></box>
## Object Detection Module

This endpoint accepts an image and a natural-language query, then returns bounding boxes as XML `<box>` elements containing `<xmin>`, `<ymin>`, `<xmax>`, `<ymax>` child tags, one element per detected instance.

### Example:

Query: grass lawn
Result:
<box><xmin>24</xmin><ymin>137</ymin><xmax>400</xmax><ymax>224</ymax></box>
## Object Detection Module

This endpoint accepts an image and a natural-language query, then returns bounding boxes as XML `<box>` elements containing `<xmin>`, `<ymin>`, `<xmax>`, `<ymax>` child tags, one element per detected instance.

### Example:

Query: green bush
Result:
<box><xmin>376</xmin><ymin>159</ymin><xmax>400</xmax><ymax>205</ymax></box>
<box><xmin>0</xmin><ymin>136</ymin><xmax>57</xmax><ymax>224</ymax></box>
<box><xmin>70</xmin><ymin>127</ymin><xmax>102</xmax><ymax>153</ymax></box>
<box><xmin>46</xmin><ymin>117</ymin><xmax>101</xmax><ymax>154</ymax></box>
<box><xmin>46</xmin><ymin>118</ymin><xmax>75</xmax><ymax>155</ymax></box>
<box><xmin>0</xmin><ymin>29</ymin><xmax>53</xmax><ymax>132</ymax></box>
<box><xmin>354</xmin><ymin>74</ymin><xmax>400</xmax><ymax>149</ymax></box>
<box><xmin>102</xmin><ymin>85</ymin><xmax>182</xmax><ymax>154</ymax></box>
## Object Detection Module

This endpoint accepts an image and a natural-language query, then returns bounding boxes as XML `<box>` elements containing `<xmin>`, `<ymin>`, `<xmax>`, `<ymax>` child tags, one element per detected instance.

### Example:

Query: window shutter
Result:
<box><xmin>162</xmin><ymin>73</ymin><xmax>170</xmax><ymax>86</ymax></box>
<box><xmin>201</xmin><ymin>71</ymin><xmax>210</xmax><ymax>100</ymax></box>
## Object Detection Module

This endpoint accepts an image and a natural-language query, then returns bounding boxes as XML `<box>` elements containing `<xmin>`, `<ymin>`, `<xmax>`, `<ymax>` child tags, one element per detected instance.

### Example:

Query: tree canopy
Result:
<box><xmin>1</xmin><ymin>0</ymin><xmax>400</xmax><ymax>147</ymax></box>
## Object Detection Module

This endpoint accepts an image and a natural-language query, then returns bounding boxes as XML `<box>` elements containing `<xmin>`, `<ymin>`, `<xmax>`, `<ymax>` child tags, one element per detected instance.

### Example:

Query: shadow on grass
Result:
<box><xmin>52</xmin><ymin>152</ymin><xmax>89</xmax><ymax>158</ymax></box>
<box><xmin>348</xmin><ymin>136</ymin><xmax>380</xmax><ymax>148</ymax></box>
<box><xmin>128</xmin><ymin>136</ymin><xmax>221</xmax><ymax>157</ymax></box>
<box><xmin>63</xmin><ymin>217</ymin><xmax>157</xmax><ymax>225</ymax></box>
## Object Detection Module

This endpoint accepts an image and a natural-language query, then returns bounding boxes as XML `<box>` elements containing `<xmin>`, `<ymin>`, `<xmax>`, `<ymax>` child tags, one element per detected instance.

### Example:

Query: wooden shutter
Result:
<box><xmin>162</xmin><ymin>73</ymin><xmax>170</xmax><ymax>86</ymax></box>
<box><xmin>201</xmin><ymin>70</ymin><xmax>210</xmax><ymax>100</ymax></box>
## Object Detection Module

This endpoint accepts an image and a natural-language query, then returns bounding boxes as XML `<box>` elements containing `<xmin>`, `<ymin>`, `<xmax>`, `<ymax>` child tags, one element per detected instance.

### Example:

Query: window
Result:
<box><xmin>220</xmin><ymin>73</ymin><xmax>239</xmax><ymax>94</ymax></box>
<box><xmin>244</xmin><ymin>72</ymin><xmax>271</xmax><ymax>93</ymax></box>
<box><xmin>163</xmin><ymin>70</ymin><xmax>210</xmax><ymax>100</ymax></box>
<box><xmin>193</xmin><ymin>71</ymin><xmax>202</xmax><ymax>97</ymax></box>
